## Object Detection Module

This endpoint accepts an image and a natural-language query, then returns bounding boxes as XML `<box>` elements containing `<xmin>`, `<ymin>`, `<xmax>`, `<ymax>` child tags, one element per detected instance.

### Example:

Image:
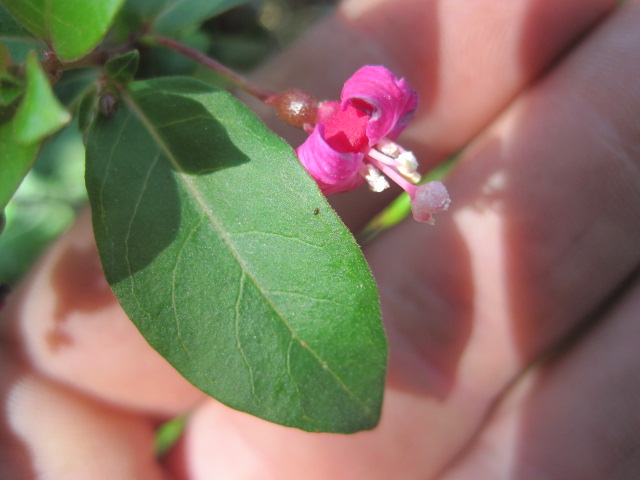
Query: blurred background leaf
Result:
<box><xmin>0</xmin><ymin>3</ymin><xmax>41</xmax><ymax>63</ymax></box>
<box><xmin>0</xmin><ymin>121</ymin><xmax>86</xmax><ymax>285</ymax></box>
<box><xmin>0</xmin><ymin>0</ymin><xmax>126</xmax><ymax>60</ymax></box>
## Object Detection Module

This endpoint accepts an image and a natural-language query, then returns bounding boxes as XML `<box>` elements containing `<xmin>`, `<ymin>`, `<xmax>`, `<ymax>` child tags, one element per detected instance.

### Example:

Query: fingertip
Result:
<box><xmin>5</xmin><ymin>210</ymin><xmax>204</xmax><ymax>416</ymax></box>
<box><xmin>0</xmin><ymin>354</ymin><xmax>164</xmax><ymax>480</ymax></box>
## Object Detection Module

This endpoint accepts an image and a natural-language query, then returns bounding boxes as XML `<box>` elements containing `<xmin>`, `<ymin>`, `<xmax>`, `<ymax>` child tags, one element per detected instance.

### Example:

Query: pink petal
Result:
<box><xmin>296</xmin><ymin>124</ymin><xmax>365</xmax><ymax>195</ymax></box>
<box><xmin>341</xmin><ymin>65</ymin><xmax>418</xmax><ymax>145</ymax></box>
<box><xmin>410</xmin><ymin>181</ymin><xmax>451</xmax><ymax>224</ymax></box>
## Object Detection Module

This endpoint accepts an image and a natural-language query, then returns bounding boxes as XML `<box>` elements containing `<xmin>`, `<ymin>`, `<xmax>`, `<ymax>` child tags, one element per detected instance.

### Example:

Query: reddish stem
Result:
<box><xmin>148</xmin><ymin>35</ymin><xmax>275</xmax><ymax>101</ymax></box>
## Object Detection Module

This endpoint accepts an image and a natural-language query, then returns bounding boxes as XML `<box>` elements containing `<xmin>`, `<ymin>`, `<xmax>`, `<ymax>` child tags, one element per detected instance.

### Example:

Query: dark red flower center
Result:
<box><xmin>322</xmin><ymin>104</ymin><xmax>370</xmax><ymax>153</ymax></box>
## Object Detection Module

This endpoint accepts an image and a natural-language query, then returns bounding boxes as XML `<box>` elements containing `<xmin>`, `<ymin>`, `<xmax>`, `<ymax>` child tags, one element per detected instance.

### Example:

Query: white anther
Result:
<box><xmin>378</xmin><ymin>138</ymin><xmax>401</xmax><ymax>157</ymax></box>
<box><xmin>396</xmin><ymin>151</ymin><xmax>422</xmax><ymax>183</ymax></box>
<box><xmin>364</xmin><ymin>164</ymin><xmax>390</xmax><ymax>192</ymax></box>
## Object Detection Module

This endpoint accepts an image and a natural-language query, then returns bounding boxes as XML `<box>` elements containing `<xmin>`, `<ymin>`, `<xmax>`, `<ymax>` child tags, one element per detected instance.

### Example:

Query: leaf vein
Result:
<box><xmin>99</xmin><ymin>113</ymin><xmax>132</xmax><ymax>267</ymax></box>
<box><xmin>227</xmin><ymin>230</ymin><xmax>325</xmax><ymax>250</ymax></box>
<box><xmin>234</xmin><ymin>272</ymin><xmax>259</xmax><ymax>401</ymax></box>
<box><xmin>155</xmin><ymin>115</ymin><xmax>214</xmax><ymax>129</ymax></box>
<box><xmin>171</xmin><ymin>215</ymin><xmax>209</xmax><ymax>378</ymax></box>
<box><xmin>124</xmin><ymin>152</ymin><xmax>160</xmax><ymax>288</ymax></box>
<box><xmin>268</xmin><ymin>290</ymin><xmax>355</xmax><ymax>312</ymax></box>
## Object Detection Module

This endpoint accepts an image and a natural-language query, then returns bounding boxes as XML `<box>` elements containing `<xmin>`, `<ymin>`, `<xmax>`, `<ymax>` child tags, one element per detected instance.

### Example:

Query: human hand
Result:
<box><xmin>2</xmin><ymin>0</ymin><xmax>639</xmax><ymax>478</ymax></box>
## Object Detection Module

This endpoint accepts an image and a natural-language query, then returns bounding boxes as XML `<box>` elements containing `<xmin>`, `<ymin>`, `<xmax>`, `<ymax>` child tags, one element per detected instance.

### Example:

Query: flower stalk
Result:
<box><xmin>146</xmin><ymin>34</ymin><xmax>276</xmax><ymax>101</ymax></box>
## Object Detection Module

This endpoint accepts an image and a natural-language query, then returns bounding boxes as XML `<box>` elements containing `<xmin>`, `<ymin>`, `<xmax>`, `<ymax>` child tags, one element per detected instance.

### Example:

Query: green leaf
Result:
<box><xmin>0</xmin><ymin>119</ymin><xmax>38</xmax><ymax>211</ymax></box>
<box><xmin>13</xmin><ymin>51</ymin><xmax>70</xmax><ymax>144</ymax></box>
<box><xmin>1</xmin><ymin>50</ymin><xmax>71</xmax><ymax>210</ymax></box>
<box><xmin>85</xmin><ymin>77</ymin><xmax>386</xmax><ymax>433</ymax></box>
<box><xmin>0</xmin><ymin>0</ymin><xmax>125</xmax><ymax>60</ymax></box>
<box><xmin>0</xmin><ymin>120</ymin><xmax>86</xmax><ymax>282</ymax></box>
<box><xmin>104</xmin><ymin>50</ymin><xmax>139</xmax><ymax>84</ymax></box>
<box><xmin>154</xmin><ymin>415</ymin><xmax>187</xmax><ymax>456</ymax></box>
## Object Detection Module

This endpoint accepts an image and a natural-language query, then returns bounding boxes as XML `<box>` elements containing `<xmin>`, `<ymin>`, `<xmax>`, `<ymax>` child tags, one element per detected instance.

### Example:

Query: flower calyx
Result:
<box><xmin>266</xmin><ymin>89</ymin><xmax>319</xmax><ymax>130</ymax></box>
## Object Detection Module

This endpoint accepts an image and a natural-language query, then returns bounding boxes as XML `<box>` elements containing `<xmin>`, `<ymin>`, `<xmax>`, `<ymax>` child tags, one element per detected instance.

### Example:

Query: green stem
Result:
<box><xmin>145</xmin><ymin>34</ymin><xmax>275</xmax><ymax>102</ymax></box>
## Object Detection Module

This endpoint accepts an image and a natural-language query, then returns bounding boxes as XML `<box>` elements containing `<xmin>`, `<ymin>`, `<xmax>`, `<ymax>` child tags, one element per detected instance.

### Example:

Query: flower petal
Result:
<box><xmin>341</xmin><ymin>65</ymin><xmax>418</xmax><ymax>145</ymax></box>
<box><xmin>296</xmin><ymin>124</ymin><xmax>365</xmax><ymax>195</ymax></box>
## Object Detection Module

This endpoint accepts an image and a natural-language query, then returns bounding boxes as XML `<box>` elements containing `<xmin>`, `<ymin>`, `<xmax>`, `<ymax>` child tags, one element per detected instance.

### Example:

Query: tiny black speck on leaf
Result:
<box><xmin>313</xmin><ymin>207</ymin><xmax>320</xmax><ymax>215</ymax></box>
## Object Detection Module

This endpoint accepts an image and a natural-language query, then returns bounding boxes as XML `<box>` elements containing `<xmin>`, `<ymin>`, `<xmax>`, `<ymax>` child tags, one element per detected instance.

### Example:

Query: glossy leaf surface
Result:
<box><xmin>85</xmin><ymin>77</ymin><xmax>386</xmax><ymax>433</ymax></box>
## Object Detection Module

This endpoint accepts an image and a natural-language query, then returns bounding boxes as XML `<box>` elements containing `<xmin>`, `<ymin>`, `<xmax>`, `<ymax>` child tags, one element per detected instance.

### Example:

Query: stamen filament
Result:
<box><xmin>365</xmin><ymin>154</ymin><xmax>417</xmax><ymax>196</ymax></box>
<box><xmin>366</xmin><ymin>147</ymin><xmax>398</xmax><ymax>167</ymax></box>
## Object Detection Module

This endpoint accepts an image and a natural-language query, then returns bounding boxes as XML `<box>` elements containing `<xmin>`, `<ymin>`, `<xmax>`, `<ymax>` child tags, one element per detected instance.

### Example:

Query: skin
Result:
<box><xmin>1</xmin><ymin>0</ymin><xmax>639</xmax><ymax>478</ymax></box>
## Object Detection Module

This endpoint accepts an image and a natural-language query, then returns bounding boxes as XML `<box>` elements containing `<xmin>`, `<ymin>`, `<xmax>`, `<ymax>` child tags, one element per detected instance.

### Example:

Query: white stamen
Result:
<box><xmin>396</xmin><ymin>151</ymin><xmax>422</xmax><ymax>183</ymax></box>
<box><xmin>377</xmin><ymin>138</ymin><xmax>401</xmax><ymax>157</ymax></box>
<box><xmin>366</xmin><ymin>147</ymin><xmax>397</xmax><ymax>166</ymax></box>
<box><xmin>369</xmin><ymin>147</ymin><xmax>422</xmax><ymax>183</ymax></box>
<box><xmin>363</xmin><ymin>164</ymin><xmax>390</xmax><ymax>192</ymax></box>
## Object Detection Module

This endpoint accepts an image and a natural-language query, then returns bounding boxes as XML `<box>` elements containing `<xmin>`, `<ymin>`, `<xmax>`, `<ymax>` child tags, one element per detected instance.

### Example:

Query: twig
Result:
<box><xmin>146</xmin><ymin>35</ymin><xmax>276</xmax><ymax>102</ymax></box>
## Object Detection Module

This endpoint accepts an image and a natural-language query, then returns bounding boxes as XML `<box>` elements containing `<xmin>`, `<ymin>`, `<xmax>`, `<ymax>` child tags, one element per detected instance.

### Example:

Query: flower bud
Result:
<box><xmin>266</xmin><ymin>89</ymin><xmax>318</xmax><ymax>129</ymax></box>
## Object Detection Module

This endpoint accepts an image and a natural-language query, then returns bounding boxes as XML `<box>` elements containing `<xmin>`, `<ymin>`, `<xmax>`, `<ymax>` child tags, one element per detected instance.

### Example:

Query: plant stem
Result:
<box><xmin>147</xmin><ymin>35</ymin><xmax>276</xmax><ymax>102</ymax></box>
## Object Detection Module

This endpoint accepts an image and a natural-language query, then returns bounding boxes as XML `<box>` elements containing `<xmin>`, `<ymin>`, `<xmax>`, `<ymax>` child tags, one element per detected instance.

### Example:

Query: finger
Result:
<box><xmin>247</xmin><ymin>0</ymin><xmax>618</xmax><ymax>231</ymax></box>
<box><xmin>439</xmin><ymin>273</ymin><xmax>640</xmax><ymax>480</ymax></box>
<box><xmin>0</xmin><ymin>210</ymin><xmax>205</xmax><ymax>416</ymax></box>
<box><xmin>342</xmin><ymin>0</ymin><xmax>618</xmax><ymax>153</ymax></box>
<box><xmin>364</xmin><ymin>0</ymin><xmax>640</xmax><ymax>469</ymax></box>
<box><xmin>0</xmin><ymin>353</ymin><xmax>165</xmax><ymax>480</ymax></box>
<box><xmin>169</xmin><ymin>5</ymin><xmax>640</xmax><ymax>479</ymax></box>
<box><xmin>370</xmin><ymin>0</ymin><xmax>640</xmax><ymax>398</ymax></box>
<box><xmin>170</xmin><ymin>388</ymin><xmax>481</xmax><ymax>480</ymax></box>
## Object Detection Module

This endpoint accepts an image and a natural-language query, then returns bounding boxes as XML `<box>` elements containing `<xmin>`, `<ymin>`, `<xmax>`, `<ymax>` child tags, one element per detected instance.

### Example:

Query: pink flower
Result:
<box><xmin>295</xmin><ymin>65</ymin><xmax>450</xmax><ymax>224</ymax></box>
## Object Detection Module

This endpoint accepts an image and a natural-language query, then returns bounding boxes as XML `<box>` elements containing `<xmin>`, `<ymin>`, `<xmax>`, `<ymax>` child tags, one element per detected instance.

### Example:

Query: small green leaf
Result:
<box><xmin>154</xmin><ymin>415</ymin><xmax>187</xmax><ymax>456</ymax></box>
<box><xmin>0</xmin><ymin>120</ymin><xmax>38</xmax><ymax>211</ymax></box>
<box><xmin>0</xmin><ymin>49</ymin><xmax>70</xmax><ymax>210</ymax></box>
<box><xmin>1</xmin><ymin>120</ymin><xmax>86</xmax><ymax>281</ymax></box>
<box><xmin>104</xmin><ymin>50</ymin><xmax>139</xmax><ymax>84</ymax></box>
<box><xmin>1</xmin><ymin>0</ymin><xmax>125</xmax><ymax>60</ymax></box>
<box><xmin>13</xmin><ymin>51</ymin><xmax>70</xmax><ymax>144</ymax></box>
<box><xmin>85</xmin><ymin>77</ymin><xmax>386</xmax><ymax>433</ymax></box>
